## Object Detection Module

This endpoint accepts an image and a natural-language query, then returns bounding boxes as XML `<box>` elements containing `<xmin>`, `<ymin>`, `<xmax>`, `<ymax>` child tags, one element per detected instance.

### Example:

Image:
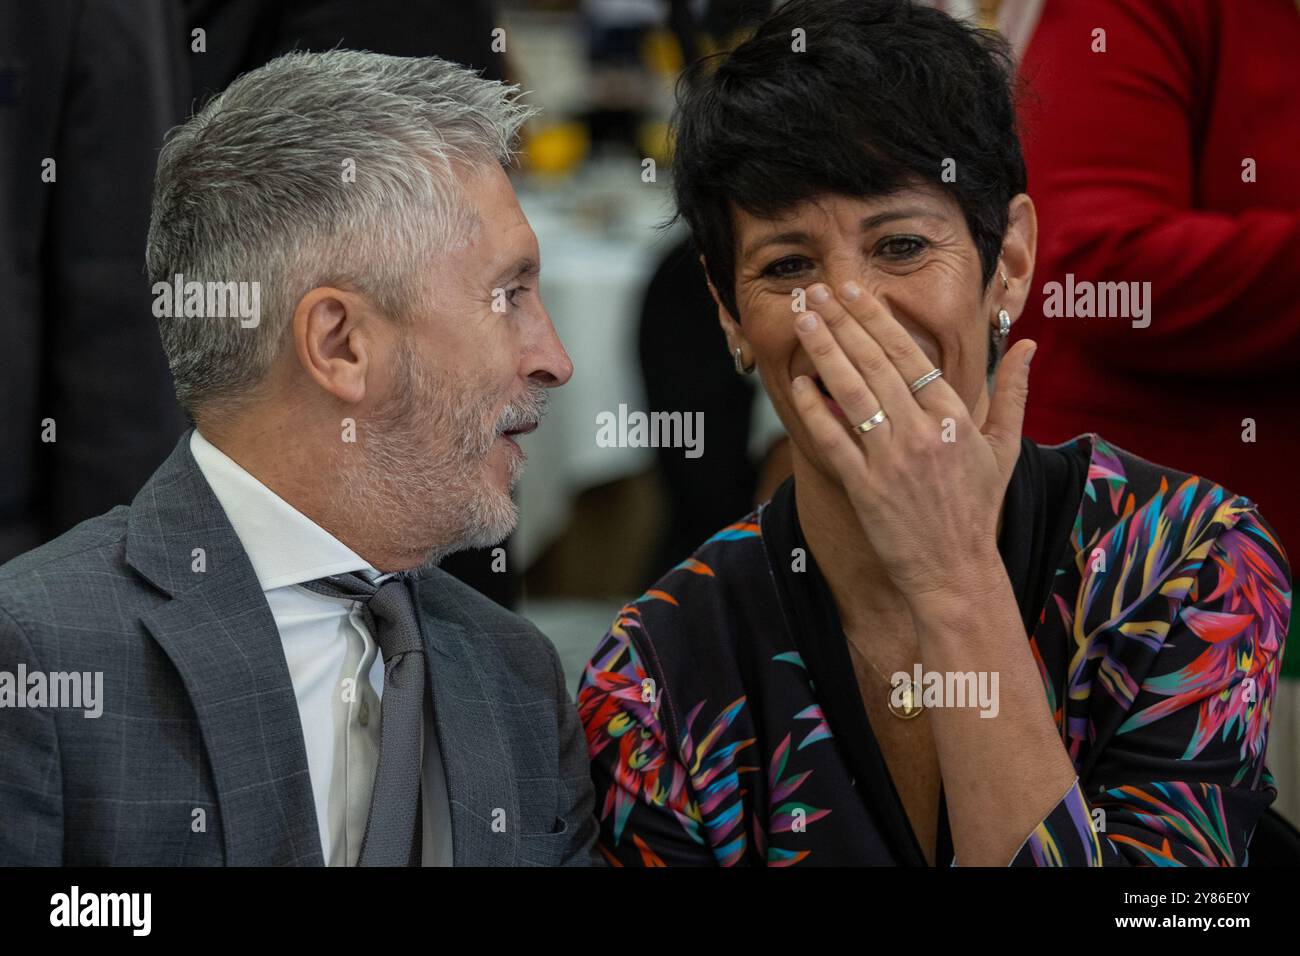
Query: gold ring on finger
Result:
<box><xmin>853</xmin><ymin>409</ymin><xmax>887</xmax><ymax>434</ymax></box>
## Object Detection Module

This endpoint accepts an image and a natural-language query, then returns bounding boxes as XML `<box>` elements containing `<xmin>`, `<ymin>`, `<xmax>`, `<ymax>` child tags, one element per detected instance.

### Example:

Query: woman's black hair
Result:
<box><xmin>670</xmin><ymin>0</ymin><xmax>1027</xmax><ymax>329</ymax></box>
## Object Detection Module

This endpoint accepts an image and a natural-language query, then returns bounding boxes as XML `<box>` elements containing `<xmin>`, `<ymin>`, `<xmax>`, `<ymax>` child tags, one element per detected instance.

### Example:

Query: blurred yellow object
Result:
<box><xmin>976</xmin><ymin>0</ymin><xmax>1003</xmax><ymax>30</ymax></box>
<box><xmin>722</xmin><ymin>27</ymin><xmax>756</xmax><ymax>52</ymax></box>
<box><xmin>524</xmin><ymin>122</ymin><xmax>589</xmax><ymax>176</ymax></box>
<box><xmin>693</xmin><ymin>27</ymin><xmax>754</xmax><ymax>74</ymax></box>
<box><xmin>638</xmin><ymin>119</ymin><xmax>672</xmax><ymax>167</ymax></box>
<box><xmin>641</xmin><ymin>28</ymin><xmax>683</xmax><ymax>76</ymax></box>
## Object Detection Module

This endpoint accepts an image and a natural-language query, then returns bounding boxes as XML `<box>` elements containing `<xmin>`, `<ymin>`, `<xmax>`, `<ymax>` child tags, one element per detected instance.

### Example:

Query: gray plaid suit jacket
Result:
<box><xmin>0</xmin><ymin>432</ymin><xmax>601</xmax><ymax>866</ymax></box>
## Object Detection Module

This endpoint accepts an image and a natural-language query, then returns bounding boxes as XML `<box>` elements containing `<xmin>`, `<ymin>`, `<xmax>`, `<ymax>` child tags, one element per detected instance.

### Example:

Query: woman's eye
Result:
<box><xmin>877</xmin><ymin>236</ymin><xmax>927</xmax><ymax>260</ymax></box>
<box><xmin>761</xmin><ymin>257</ymin><xmax>810</xmax><ymax>279</ymax></box>
<box><xmin>506</xmin><ymin>285</ymin><xmax>529</xmax><ymax>306</ymax></box>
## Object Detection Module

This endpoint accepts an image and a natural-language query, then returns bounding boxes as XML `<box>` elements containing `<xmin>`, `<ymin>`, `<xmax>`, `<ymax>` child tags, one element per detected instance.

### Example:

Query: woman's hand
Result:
<box><xmin>788</xmin><ymin>280</ymin><xmax>1036</xmax><ymax>602</ymax></box>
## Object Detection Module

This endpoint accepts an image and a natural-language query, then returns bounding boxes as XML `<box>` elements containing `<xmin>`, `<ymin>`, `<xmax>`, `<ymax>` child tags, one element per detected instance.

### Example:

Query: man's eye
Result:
<box><xmin>877</xmin><ymin>236</ymin><xmax>926</xmax><ymax>260</ymax></box>
<box><xmin>761</xmin><ymin>257</ymin><xmax>810</xmax><ymax>279</ymax></box>
<box><xmin>507</xmin><ymin>285</ymin><xmax>529</xmax><ymax>305</ymax></box>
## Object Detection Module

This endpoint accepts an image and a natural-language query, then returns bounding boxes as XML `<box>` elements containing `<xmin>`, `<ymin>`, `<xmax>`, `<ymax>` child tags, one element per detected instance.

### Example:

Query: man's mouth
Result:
<box><xmin>502</xmin><ymin>421</ymin><xmax>539</xmax><ymax>438</ymax></box>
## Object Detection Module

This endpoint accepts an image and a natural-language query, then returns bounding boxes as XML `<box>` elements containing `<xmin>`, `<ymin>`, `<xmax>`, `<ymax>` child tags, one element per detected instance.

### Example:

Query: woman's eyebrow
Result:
<box><xmin>859</xmin><ymin>208</ymin><xmax>945</xmax><ymax>229</ymax></box>
<box><xmin>741</xmin><ymin>208</ymin><xmax>945</xmax><ymax>262</ymax></box>
<box><xmin>740</xmin><ymin>231</ymin><xmax>810</xmax><ymax>262</ymax></box>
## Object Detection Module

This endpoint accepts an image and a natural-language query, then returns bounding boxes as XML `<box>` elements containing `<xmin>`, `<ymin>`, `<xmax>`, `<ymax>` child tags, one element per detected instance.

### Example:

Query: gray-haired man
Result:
<box><xmin>0</xmin><ymin>50</ymin><xmax>598</xmax><ymax>866</ymax></box>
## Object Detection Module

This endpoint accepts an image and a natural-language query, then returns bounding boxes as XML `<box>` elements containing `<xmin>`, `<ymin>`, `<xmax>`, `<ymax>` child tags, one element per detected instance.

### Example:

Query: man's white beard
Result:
<box><xmin>338</xmin><ymin>341</ymin><xmax>546</xmax><ymax>568</ymax></box>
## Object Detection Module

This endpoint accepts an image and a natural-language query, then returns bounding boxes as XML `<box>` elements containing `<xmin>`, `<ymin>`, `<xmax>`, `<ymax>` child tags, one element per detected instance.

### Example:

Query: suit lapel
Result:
<box><xmin>127</xmin><ymin>432</ymin><xmax>324</xmax><ymax>866</ymax></box>
<box><xmin>411</xmin><ymin>571</ymin><xmax>519</xmax><ymax>866</ymax></box>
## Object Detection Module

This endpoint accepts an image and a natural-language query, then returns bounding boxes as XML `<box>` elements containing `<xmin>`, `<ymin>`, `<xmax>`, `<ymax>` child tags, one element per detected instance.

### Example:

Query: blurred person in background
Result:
<box><xmin>184</xmin><ymin>0</ymin><xmax>506</xmax><ymax>105</ymax></box>
<box><xmin>579</xmin><ymin>0</ymin><xmax>1290</xmax><ymax>866</ymax></box>
<box><xmin>1011</xmin><ymin>0</ymin><xmax>1300</xmax><ymax>824</ymax></box>
<box><xmin>635</xmin><ymin>0</ymin><xmax>783</xmax><ymax>580</ymax></box>
<box><xmin>0</xmin><ymin>0</ymin><xmax>188</xmax><ymax>563</ymax></box>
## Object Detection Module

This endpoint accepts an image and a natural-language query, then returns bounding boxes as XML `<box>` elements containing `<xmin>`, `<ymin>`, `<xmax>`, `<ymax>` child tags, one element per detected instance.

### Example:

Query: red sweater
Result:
<box><xmin>1013</xmin><ymin>0</ymin><xmax>1300</xmax><ymax>666</ymax></box>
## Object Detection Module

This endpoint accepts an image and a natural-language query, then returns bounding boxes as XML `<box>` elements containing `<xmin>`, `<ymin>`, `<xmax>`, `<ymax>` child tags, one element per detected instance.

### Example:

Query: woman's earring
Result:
<box><xmin>734</xmin><ymin>347</ymin><xmax>755</xmax><ymax>376</ymax></box>
<box><xmin>1000</xmin><ymin>270</ymin><xmax>1010</xmax><ymax>290</ymax></box>
<box><xmin>996</xmin><ymin>309</ymin><xmax>1011</xmax><ymax>340</ymax></box>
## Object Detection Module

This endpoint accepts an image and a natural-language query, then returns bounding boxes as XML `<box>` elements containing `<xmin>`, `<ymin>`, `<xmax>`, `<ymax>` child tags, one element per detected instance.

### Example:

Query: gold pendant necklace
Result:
<box><xmin>849</xmin><ymin>641</ymin><xmax>923</xmax><ymax>720</ymax></box>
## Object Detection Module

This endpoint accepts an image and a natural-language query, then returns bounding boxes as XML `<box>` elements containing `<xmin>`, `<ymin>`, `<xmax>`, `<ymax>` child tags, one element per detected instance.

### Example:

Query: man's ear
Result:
<box><xmin>996</xmin><ymin>193</ymin><xmax>1037</xmax><ymax>322</ymax></box>
<box><xmin>292</xmin><ymin>287</ymin><xmax>374</xmax><ymax>405</ymax></box>
<box><xmin>699</xmin><ymin>254</ymin><xmax>748</xmax><ymax>355</ymax></box>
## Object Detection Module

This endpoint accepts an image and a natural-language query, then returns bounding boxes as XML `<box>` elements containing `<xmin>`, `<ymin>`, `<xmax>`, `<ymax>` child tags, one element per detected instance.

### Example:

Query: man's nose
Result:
<box><xmin>526</xmin><ymin>311</ymin><xmax>573</xmax><ymax>388</ymax></box>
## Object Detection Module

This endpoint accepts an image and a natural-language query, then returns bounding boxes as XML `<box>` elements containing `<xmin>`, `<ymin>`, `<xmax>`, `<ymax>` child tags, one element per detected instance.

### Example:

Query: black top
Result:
<box><xmin>764</xmin><ymin>437</ymin><xmax>1087</xmax><ymax>864</ymax></box>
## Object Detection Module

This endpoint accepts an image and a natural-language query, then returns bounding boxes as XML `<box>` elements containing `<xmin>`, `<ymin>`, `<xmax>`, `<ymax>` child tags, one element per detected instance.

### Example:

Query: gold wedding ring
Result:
<box><xmin>909</xmin><ymin>368</ymin><xmax>943</xmax><ymax>393</ymax></box>
<box><xmin>853</xmin><ymin>409</ymin><xmax>887</xmax><ymax>434</ymax></box>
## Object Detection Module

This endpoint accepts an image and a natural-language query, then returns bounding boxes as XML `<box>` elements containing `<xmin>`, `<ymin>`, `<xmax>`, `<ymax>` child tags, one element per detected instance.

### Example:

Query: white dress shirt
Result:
<box><xmin>190</xmin><ymin>430</ymin><xmax>452</xmax><ymax>866</ymax></box>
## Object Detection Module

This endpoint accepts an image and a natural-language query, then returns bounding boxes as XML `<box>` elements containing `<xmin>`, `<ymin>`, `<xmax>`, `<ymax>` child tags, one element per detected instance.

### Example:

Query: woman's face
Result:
<box><xmin>717</xmin><ymin>183</ymin><xmax>1034</xmax><ymax>485</ymax></box>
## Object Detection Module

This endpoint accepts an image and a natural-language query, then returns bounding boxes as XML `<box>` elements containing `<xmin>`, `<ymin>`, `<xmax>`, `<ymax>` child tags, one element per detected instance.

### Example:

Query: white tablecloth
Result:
<box><xmin>512</xmin><ymin>171</ymin><xmax>681</xmax><ymax>566</ymax></box>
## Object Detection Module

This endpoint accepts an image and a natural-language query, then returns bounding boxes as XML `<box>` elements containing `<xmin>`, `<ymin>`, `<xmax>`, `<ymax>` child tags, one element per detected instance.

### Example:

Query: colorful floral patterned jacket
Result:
<box><xmin>578</xmin><ymin>435</ymin><xmax>1291</xmax><ymax>865</ymax></box>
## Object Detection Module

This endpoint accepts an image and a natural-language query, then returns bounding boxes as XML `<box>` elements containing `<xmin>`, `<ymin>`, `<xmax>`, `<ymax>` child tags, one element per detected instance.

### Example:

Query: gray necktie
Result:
<box><xmin>302</xmin><ymin>571</ymin><xmax>425</xmax><ymax>866</ymax></box>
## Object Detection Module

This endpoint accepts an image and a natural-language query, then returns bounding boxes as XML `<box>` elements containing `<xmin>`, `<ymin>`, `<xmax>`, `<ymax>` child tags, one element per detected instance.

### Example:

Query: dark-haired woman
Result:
<box><xmin>578</xmin><ymin>0</ymin><xmax>1291</xmax><ymax>866</ymax></box>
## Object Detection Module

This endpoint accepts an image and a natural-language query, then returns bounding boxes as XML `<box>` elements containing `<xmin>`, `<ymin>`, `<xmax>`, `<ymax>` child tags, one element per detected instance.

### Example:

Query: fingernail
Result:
<box><xmin>840</xmin><ymin>281</ymin><xmax>862</xmax><ymax>301</ymax></box>
<box><xmin>808</xmin><ymin>284</ymin><xmax>830</xmax><ymax>304</ymax></box>
<box><xmin>1024</xmin><ymin>344</ymin><xmax>1037</xmax><ymax>367</ymax></box>
<box><xmin>797</xmin><ymin>312</ymin><xmax>819</xmax><ymax>332</ymax></box>
<box><xmin>792</xmin><ymin>375</ymin><xmax>810</xmax><ymax>392</ymax></box>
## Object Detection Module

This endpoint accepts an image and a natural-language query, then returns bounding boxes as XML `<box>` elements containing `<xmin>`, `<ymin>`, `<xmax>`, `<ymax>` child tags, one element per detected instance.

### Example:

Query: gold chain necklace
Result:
<box><xmin>848</xmin><ymin>640</ymin><xmax>923</xmax><ymax>720</ymax></box>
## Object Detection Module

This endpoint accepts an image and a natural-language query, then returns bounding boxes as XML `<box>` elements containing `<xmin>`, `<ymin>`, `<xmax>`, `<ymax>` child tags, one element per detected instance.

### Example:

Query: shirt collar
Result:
<box><xmin>189</xmin><ymin>429</ymin><xmax>382</xmax><ymax>592</ymax></box>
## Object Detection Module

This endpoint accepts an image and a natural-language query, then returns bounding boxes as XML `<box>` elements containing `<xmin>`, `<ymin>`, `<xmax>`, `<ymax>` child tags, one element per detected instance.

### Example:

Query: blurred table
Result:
<box><xmin>512</xmin><ymin>161</ymin><xmax>682</xmax><ymax>567</ymax></box>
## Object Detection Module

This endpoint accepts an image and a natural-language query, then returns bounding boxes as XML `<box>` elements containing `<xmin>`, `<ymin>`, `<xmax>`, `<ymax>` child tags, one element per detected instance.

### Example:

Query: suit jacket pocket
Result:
<box><xmin>516</xmin><ymin>816</ymin><xmax>569</xmax><ymax>866</ymax></box>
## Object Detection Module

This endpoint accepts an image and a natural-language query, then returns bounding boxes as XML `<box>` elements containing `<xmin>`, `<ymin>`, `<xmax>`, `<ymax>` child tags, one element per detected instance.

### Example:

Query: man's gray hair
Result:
<box><xmin>145</xmin><ymin>49</ymin><xmax>537</xmax><ymax>416</ymax></box>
